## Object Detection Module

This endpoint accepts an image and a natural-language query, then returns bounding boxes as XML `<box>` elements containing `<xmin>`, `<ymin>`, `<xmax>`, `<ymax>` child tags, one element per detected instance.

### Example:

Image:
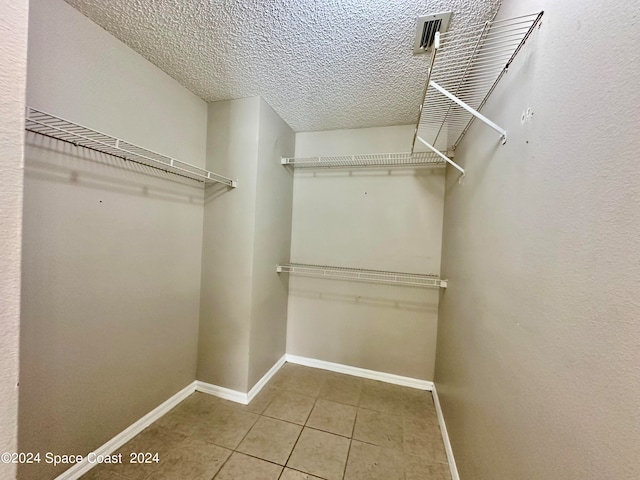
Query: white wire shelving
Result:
<box><xmin>276</xmin><ymin>263</ymin><xmax>447</xmax><ymax>288</ymax></box>
<box><xmin>281</xmin><ymin>151</ymin><xmax>446</xmax><ymax>169</ymax></box>
<box><xmin>413</xmin><ymin>12</ymin><xmax>544</xmax><ymax>156</ymax></box>
<box><xmin>24</xmin><ymin>107</ymin><xmax>237</xmax><ymax>187</ymax></box>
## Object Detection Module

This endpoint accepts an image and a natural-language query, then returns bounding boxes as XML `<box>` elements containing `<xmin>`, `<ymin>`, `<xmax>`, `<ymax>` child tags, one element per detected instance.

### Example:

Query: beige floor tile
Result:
<box><xmin>287</xmin><ymin>428</ymin><xmax>350</xmax><ymax>480</ymax></box>
<box><xmin>214</xmin><ymin>452</ymin><xmax>282</xmax><ymax>480</ymax></box>
<box><xmin>103</xmin><ymin>458</ymin><xmax>160</xmax><ymax>480</ymax></box>
<box><xmin>404</xmin><ymin>455</ymin><xmax>451</xmax><ymax>480</ymax></box>
<box><xmin>191</xmin><ymin>406</ymin><xmax>259</xmax><ymax>449</ymax></box>
<box><xmin>279</xmin><ymin>366</ymin><xmax>328</xmax><ymax>397</ymax></box>
<box><xmin>280</xmin><ymin>468</ymin><xmax>326</xmax><ymax>480</ymax></box>
<box><xmin>279</xmin><ymin>362</ymin><xmax>305</xmax><ymax>375</ymax></box>
<box><xmin>353</xmin><ymin>408</ymin><xmax>403</xmax><ymax>449</ymax></box>
<box><xmin>83</xmin><ymin>369</ymin><xmax>450</xmax><ymax>480</ymax></box>
<box><xmin>80</xmin><ymin>464</ymin><xmax>128</xmax><ymax>480</ymax></box>
<box><xmin>263</xmin><ymin>390</ymin><xmax>315</xmax><ymax>425</ymax></box>
<box><xmin>306</xmin><ymin>399</ymin><xmax>357</xmax><ymax>437</ymax></box>
<box><xmin>236</xmin><ymin>416</ymin><xmax>302</xmax><ymax>465</ymax></box>
<box><xmin>358</xmin><ymin>381</ymin><xmax>410</xmax><ymax>414</ymax></box>
<box><xmin>178</xmin><ymin>392</ymin><xmax>228</xmax><ymax>415</ymax></box>
<box><xmin>318</xmin><ymin>374</ymin><xmax>363</xmax><ymax>406</ymax></box>
<box><xmin>402</xmin><ymin>415</ymin><xmax>447</xmax><ymax>461</ymax></box>
<box><xmin>120</xmin><ymin>424</ymin><xmax>187</xmax><ymax>456</ymax></box>
<box><xmin>245</xmin><ymin>385</ymin><xmax>280</xmax><ymax>414</ymax></box>
<box><xmin>105</xmin><ymin>425</ymin><xmax>186</xmax><ymax>480</ymax></box>
<box><xmin>156</xmin><ymin>404</ymin><xmax>202</xmax><ymax>436</ymax></box>
<box><xmin>149</xmin><ymin>437</ymin><xmax>231</xmax><ymax>480</ymax></box>
<box><xmin>268</xmin><ymin>366</ymin><xmax>293</xmax><ymax>389</ymax></box>
<box><xmin>343</xmin><ymin>441</ymin><xmax>404</xmax><ymax>480</ymax></box>
<box><xmin>400</xmin><ymin>389</ymin><xmax>436</xmax><ymax>417</ymax></box>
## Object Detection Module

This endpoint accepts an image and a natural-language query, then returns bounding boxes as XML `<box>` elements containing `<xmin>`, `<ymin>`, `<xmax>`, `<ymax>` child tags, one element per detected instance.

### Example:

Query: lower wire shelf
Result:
<box><xmin>276</xmin><ymin>263</ymin><xmax>447</xmax><ymax>288</ymax></box>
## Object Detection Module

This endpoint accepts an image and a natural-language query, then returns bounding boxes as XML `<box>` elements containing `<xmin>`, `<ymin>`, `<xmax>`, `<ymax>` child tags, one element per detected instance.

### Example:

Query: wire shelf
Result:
<box><xmin>281</xmin><ymin>151</ymin><xmax>446</xmax><ymax>169</ymax></box>
<box><xmin>414</xmin><ymin>12</ymin><xmax>543</xmax><ymax>152</ymax></box>
<box><xmin>25</xmin><ymin>107</ymin><xmax>237</xmax><ymax>187</ymax></box>
<box><xmin>276</xmin><ymin>263</ymin><xmax>447</xmax><ymax>288</ymax></box>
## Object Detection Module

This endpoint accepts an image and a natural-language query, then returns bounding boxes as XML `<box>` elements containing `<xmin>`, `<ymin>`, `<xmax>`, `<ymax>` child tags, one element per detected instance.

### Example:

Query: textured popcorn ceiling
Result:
<box><xmin>64</xmin><ymin>0</ymin><xmax>501</xmax><ymax>131</ymax></box>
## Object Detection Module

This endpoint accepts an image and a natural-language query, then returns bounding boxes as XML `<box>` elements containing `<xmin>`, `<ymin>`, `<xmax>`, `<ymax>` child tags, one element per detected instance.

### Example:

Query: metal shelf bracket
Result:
<box><xmin>416</xmin><ymin>136</ymin><xmax>465</xmax><ymax>176</ymax></box>
<box><xmin>413</xmin><ymin>12</ymin><xmax>543</xmax><ymax>154</ymax></box>
<box><xmin>429</xmin><ymin>80</ymin><xmax>507</xmax><ymax>144</ymax></box>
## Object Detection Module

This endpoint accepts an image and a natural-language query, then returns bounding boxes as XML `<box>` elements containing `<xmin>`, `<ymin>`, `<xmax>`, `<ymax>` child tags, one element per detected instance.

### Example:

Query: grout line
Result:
<box><xmin>231</xmin><ymin>450</ymin><xmax>287</xmax><ymax>469</ymax></box>
<box><xmin>251</xmin><ymin>387</ymin><xmax>279</xmax><ymax>415</ymax></box>
<box><xmin>278</xmin><ymin>399</ymin><xmax>316</xmax><ymax>477</ymax></box>
<box><xmin>341</xmin><ymin>438</ymin><xmax>353</xmax><ymax>480</ymax></box>
<box><xmin>279</xmin><ymin>373</ymin><xmax>324</xmax><ymax>478</ymax></box>
<box><xmin>171</xmin><ymin>366</ymin><xmax>444</xmax><ymax>479</ymax></box>
<box><xmin>210</xmin><ymin>449</ymin><xmax>233</xmax><ymax>480</ymax></box>
<box><xmin>211</xmin><ymin>405</ymin><xmax>261</xmax><ymax>479</ymax></box>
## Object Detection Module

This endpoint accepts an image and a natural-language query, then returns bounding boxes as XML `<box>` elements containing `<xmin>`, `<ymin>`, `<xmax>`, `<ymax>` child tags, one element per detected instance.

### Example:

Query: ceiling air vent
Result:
<box><xmin>413</xmin><ymin>12</ymin><xmax>452</xmax><ymax>54</ymax></box>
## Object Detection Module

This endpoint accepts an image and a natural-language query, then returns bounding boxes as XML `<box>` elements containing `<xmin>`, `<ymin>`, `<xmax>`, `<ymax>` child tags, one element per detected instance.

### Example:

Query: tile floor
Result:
<box><xmin>81</xmin><ymin>363</ymin><xmax>451</xmax><ymax>480</ymax></box>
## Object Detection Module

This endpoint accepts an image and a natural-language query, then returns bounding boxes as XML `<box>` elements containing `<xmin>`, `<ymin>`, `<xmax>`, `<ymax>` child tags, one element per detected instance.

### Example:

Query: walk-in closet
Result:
<box><xmin>1</xmin><ymin>0</ymin><xmax>639</xmax><ymax>479</ymax></box>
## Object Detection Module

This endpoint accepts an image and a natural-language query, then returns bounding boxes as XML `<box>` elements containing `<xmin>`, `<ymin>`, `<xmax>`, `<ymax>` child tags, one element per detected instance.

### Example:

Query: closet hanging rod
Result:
<box><xmin>24</xmin><ymin>107</ymin><xmax>237</xmax><ymax>187</ymax></box>
<box><xmin>276</xmin><ymin>263</ymin><xmax>447</xmax><ymax>289</ymax></box>
<box><xmin>281</xmin><ymin>151</ymin><xmax>446</xmax><ymax>169</ymax></box>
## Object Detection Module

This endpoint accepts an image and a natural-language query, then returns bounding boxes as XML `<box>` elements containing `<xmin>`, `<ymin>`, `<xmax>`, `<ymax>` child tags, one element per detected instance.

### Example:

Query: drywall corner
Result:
<box><xmin>197</xmin><ymin>97</ymin><xmax>261</xmax><ymax>393</ymax></box>
<box><xmin>0</xmin><ymin>1</ymin><xmax>28</xmax><ymax>479</ymax></box>
<box><xmin>247</xmin><ymin>98</ymin><xmax>295</xmax><ymax>388</ymax></box>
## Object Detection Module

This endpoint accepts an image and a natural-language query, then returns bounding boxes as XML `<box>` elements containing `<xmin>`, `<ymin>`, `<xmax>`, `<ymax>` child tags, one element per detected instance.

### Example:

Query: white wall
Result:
<box><xmin>0</xmin><ymin>1</ymin><xmax>29</xmax><ymax>479</ymax></box>
<box><xmin>198</xmin><ymin>97</ymin><xmax>295</xmax><ymax>392</ymax></box>
<box><xmin>287</xmin><ymin>125</ymin><xmax>444</xmax><ymax>380</ymax></box>
<box><xmin>20</xmin><ymin>1</ymin><xmax>208</xmax><ymax>478</ymax></box>
<box><xmin>198</xmin><ymin>97</ymin><xmax>260</xmax><ymax>392</ymax></box>
<box><xmin>248</xmin><ymin>98</ymin><xmax>295</xmax><ymax>387</ymax></box>
<box><xmin>435</xmin><ymin>0</ymin><xmax>640</xmax><ymax>478</ymax></box>
<box><xmin>26</xmin><ymin>0</ymin><xmax>206</xmax><ymax>166</ymax></box>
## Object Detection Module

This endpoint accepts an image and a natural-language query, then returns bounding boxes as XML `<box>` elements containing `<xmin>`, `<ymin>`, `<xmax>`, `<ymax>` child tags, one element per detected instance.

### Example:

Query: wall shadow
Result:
<box><xmin>24</xmin><ymin>134</ymin><xmax>208</xmax><ymax>205</ymax></box>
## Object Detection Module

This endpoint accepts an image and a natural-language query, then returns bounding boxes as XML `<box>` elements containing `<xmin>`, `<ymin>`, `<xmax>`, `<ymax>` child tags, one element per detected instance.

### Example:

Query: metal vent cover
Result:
<box><xmin>413</xmin><ymin>12</ymin><xmax>452</xmax><ymax>54</ymax></box>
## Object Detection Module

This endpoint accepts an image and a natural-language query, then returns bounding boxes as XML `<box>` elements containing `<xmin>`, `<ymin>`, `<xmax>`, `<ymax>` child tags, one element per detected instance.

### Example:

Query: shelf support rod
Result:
<box><xmin>416</xmin><ymin>136</ymin><xmax>465</xmax><ymax>176</ymax></box>
<box><xmin>411</xmin><ymin>32</ymin><xmax>440</xmax><ymax>154</ymax></box>
<box><xmin>428</xmin><ymin>80</ymin><xmax>507</xmax><ymax>144</ymax></box>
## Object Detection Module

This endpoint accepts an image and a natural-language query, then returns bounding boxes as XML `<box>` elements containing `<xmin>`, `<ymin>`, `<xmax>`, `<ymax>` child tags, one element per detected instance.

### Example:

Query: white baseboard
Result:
<box><xmin>247</xmin><ymin>354</ymin><xmax>286</xmax><ymax>403</ymax></box>
<box><xmin>432</xmin><ymin>384</ymin><xmax>460</xmax><ymax>480</ymax></box>
<box><xmin>286</xmin><ymin>354</ymin><xmax>455</xmax><ymax>476</ymax></box>
<box><xmin>195</xmin><ymin>381</ymin><xmax>248</xmax><ymax>404</ymax></box>
<box><xmin>57</xmin><ymin>355</ymin><xmax>438</xmax><ymax>480</ymax></box>
<box><xmin>55</xmin><ymin>381</ymin><xmax>197</xmax><ymax>480</ymax></box>
<box><xmin>285</xmin><ymin>354</ymin><xmax>434</xmax><ymax>391</ymax></box>
<box><xmin>57</xmin><ymin>355</ymin><xmax>287</xmax><ymax>479</ymax></box>
<box><xmin>195</xmin><ymin>354</ymin><xmax>286</xmax><ymax>405</ymax></box>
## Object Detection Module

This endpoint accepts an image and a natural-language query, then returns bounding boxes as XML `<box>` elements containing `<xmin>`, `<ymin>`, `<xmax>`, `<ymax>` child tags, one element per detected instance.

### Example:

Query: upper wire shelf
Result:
<box><xmin>414</xmin><ymin>12</ymin><xmax>544</xmax><ymax>152</ymax></box>
<box><xmin>276</xmin><ymin>263</ymin><xmax>447</xmax><ymax>288</ymax></box>
<box><xmin>281</xmin><ymin>151</ymin><xmax>445</xmax><ymax>169</ymax></box>
<box><xmin>24</xmin><ymin>107</ymin><xmax>237</xmax><ymax>187</ymax></box>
